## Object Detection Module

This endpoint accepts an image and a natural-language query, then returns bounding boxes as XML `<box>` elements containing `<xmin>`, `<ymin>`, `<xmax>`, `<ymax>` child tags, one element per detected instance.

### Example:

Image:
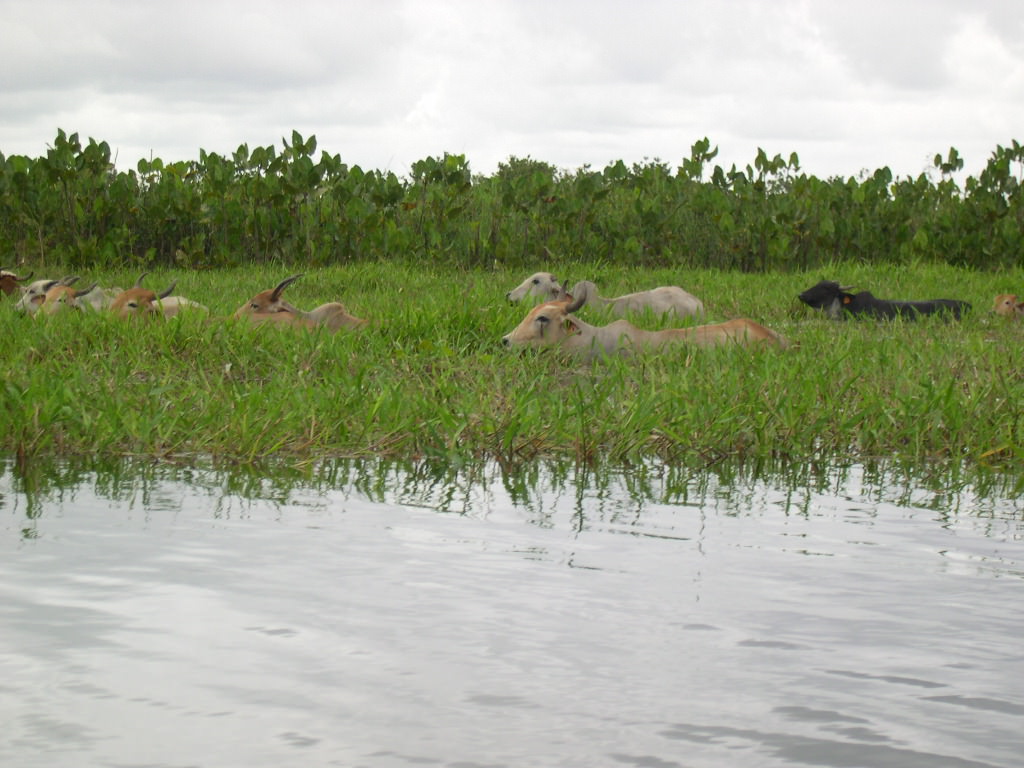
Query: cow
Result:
<box><xmin>234</xmin><ymin>274</ymin><xmax>367</xmax><ymax>331</ymax></box>
<box><xmin>501</xmin><ymin>295</ymin><xmax>788</xmax><ymax>360</ymax></box>
<box><xmin>14</xmin><ymin>276</ymin><xmax>75</xmax><ymax>314</ymax></box>
<box><xmin>38</xmin><ymin>278</ymin><xmax>101</xmax><ymax>315</ymax></box>
<box><xmin>798</xmin><ymin>280</ymin><xmax>970</xmax><ymax>320</ymax></box>
<box><xmin>993</xmin><ymin>294</ymin><xmax>1024</xmax><ymax>318</ymax></box>
<box><xmin>1</xmin><ymin>268</ymin><xmax>33</xmax><ymax>297</ymax></box>
<box><xmin>505</xmin><ymin>272</ymin><xmax>567</xmax><ymax>303</ymax></box>
<box><xmin>568</xmin><ymin>279</ymin><xmax>704</xmax><ymax>319</ymax></box>
<box><xmin>109</xmin><ymin>273</ymin><xmax>208</xmax><ymax>318</ymax></box>
<box><xmin>506</xmin><ymin>273</ymin><xmax>704</xmax><ymax>319</ymax></box>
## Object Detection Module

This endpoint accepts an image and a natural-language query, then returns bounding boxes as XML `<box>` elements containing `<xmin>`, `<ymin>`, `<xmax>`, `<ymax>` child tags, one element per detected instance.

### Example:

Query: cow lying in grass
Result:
<box><xmin>566</xmin><ymin>279</ymin><xmax>704</xmax><ymax>319</ymax></box>
<box><xmin>39</xmin><ymin>279</ymin><xmax>130</xmax><ymax>314</ymax></box>
<box><xmin>506</xmin><ymin>272</ymin><xmax>704</xmax><ymax>318</ymax></box>
<box><xmin>234</xmin><ymin>274</ymin><xmax>367</xmax><ymax>331</ymax></box>
<box><xmin>993</xmin><ymin>294</ymin><xmax>1024</xmax><ymax>318</ymax></box>
<box><xmin>14</xmin><ymin>276</ymin><xmax>76</xmax><ymax>314</ymax></box>
<box><xmin>38</xmin><ymin>277</ymin><xmax>99</xmax><ymax>314</ymax></box>
<box><xmin>798</xmin><ymin>280</ymin><xmax>970</xmax><ymax>320</ymax></box>
<box><xmin>502</xmin><ymin>295</ymin><xmax>788</xmax><ymax>359</ymax></box>
<box><xmin>110</xmin><ymin>273</ymin><xmax>208</xmax><ymax>318</ymax></box>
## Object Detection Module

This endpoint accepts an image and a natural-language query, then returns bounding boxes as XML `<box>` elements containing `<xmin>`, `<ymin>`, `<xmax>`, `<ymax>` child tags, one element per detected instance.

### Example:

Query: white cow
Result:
<box><xmin>567</xmin><ymin>280</ymin><xmax>704</xmax><ymax>319</ymax></box>
<box><xmin>506</xmin><ymin>272</ymin><xmax>704</xmax><ymax>319</ymax></box>
<box><xmin>505</xmin><ymin>272</ymin><xmax>567</xmax><ymax>303</ymax></box>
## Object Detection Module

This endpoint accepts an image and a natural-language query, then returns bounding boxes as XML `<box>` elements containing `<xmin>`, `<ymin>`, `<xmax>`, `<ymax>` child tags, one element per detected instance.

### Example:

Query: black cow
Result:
<box><xmin>798</xmin><ymin>280</ymin><xmax>970</xmax><ymax>320</ymax></box>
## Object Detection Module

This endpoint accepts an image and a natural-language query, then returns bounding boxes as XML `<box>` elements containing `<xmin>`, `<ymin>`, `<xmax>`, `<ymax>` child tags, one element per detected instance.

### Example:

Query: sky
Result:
<box><xmin>2</xmin><ymin>0</ymin><xmax>1023</xmax><ymax>182</ymax></box>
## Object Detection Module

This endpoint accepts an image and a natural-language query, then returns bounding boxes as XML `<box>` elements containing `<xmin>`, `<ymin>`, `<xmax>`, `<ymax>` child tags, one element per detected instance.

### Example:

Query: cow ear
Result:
<box><xmin>563</xmin><ymin>317</ymin><xmax>580</xmax><ymax>335</ymax></box>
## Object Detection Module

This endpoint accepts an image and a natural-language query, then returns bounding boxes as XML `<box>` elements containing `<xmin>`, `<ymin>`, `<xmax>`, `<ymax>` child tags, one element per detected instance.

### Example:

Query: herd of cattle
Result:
<box><xmin>0</xmin><ymin>270</ymin><xmax>367</xmax><ymax>330</ymax></box>
<box><xmin>499</xmin><ymin>272</ymin><xmax>1009</xmax><ymax>358</ymax></box>
<box><xmin>1</xmin><ymin>267</ymin><xmax>1019</xmax><ymax>359</ymax></box>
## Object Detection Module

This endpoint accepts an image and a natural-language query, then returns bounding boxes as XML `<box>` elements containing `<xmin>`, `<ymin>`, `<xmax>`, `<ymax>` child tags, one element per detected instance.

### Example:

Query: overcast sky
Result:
<box><xmin>2</xmin><ymin>0</ymin><xmax>1022</xmax><ymax>181</ymax></box>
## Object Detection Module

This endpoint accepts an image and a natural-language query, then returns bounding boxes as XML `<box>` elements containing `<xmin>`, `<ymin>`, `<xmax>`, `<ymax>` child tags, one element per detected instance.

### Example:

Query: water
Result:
<box><xmin>1</xmin><ymin>457</ymin><xmax>1022</xmax><ymax>768</ymax></box>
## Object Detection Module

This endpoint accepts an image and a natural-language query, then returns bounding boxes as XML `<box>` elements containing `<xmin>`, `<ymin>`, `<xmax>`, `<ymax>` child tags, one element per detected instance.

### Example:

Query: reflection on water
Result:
<box><xmin>8</xmin><ymin>454</ymin><xmax>1024</xmax><ymax>536</ymax></box>
<box><xmin>1</xmin><ymin>455</ymin><xmax>1022</xmax><ymax>768</ymax></box>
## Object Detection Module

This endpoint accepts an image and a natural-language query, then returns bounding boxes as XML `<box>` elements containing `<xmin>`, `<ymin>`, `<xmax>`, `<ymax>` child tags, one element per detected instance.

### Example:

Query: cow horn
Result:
<box><xmin>134</xmin><ymin>272</ymin><xmax>149</xmax><ymax>288</ymax></box>
<box><xmin>60</xmin><ymin>275</ymin><xmax>81</xmax><ymax>286</ymax></box>
<box><xmin>839</xmin><ymin>284</ymin><xmax>855</xmax><ymax>292</ymax></box>
<box><xmin>550</xmin><ymin>276</ymin><xmax>566</xmax><ymax>299</ymax></box>
<box><xmin>40</xmin><ymin>280</ymin><xmax>60</xmax><ymax>293</ymax></box>
<box><xmin>566</xmin><ymin>281</ymin><xmax>589</xmax><ymax>313</ymax></box>
<box><xmin>159</xmin><ymin>281</ymin><xmax>177</xmax><ymax>299</ymax></box>
<box><xmin>74</xmin><ymin>283</ymin><xmax>98</xmax><ymax>298</ymax></box>
<box><xmin>271</xmin><ymin>274</ymin><xmax>303</xmax><ymax>302</ymax></box>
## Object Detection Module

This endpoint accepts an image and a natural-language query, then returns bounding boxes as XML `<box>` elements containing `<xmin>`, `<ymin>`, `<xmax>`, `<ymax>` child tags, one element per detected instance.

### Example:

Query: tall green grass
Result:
<box><xmin>2</xmin><ymin>262</ymin><xmax>1023</xmax><ymax>468</ymax></box>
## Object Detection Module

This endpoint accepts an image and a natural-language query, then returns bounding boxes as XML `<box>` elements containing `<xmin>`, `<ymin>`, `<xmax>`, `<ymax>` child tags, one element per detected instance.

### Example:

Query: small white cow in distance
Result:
<box><xmin>234</xmin><ymin>274</ymin><xmax>367</xmax><ymax>331</ymax></box>
<box><xmin>502</xmin><ymin>295</ymin><xmax>788</xmax><ymax>360</ymax></box>
<box><xmin>505</xmin><ymin>272</ymin><xmax>704</xmax><ymax>319</ymax></box>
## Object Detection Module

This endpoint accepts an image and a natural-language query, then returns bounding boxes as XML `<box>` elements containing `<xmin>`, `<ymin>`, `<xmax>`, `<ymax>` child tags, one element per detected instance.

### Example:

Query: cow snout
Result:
<box><xmin>501</xmin><ymin>335</ymin><xmax>511</xmax><ymax>347</ymax></box>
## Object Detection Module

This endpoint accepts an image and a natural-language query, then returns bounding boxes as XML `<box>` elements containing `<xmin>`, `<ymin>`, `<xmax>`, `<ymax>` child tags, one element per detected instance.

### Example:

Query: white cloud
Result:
<box><xmin>0</xmin><ymin>0</ymin><xmax>1021</xmax><ymax>180</ymax></box>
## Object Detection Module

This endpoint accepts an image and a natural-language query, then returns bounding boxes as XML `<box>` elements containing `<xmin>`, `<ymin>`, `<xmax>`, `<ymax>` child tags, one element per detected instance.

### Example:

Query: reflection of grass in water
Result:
<box><xmin>1</xmin><ymin>263</ymin><xmax>1023</xmax><ymax>471</ymax></box>
<box><xmin>5</xmin><ymin>454</ymin><xmax>1022</xmax><ymax>540</ymax></box>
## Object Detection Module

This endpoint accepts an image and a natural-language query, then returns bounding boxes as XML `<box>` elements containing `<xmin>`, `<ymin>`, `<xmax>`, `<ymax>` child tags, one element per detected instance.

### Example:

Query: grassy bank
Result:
<box><xmin>2</xmin><ymin>262</ymin><xmax>1023</xmax><ymax>468</ymax></box>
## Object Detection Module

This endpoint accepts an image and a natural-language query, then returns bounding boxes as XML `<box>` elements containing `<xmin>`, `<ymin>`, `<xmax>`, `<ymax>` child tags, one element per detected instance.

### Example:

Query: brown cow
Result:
<box><xmin>39</xmin><ymin>278</ymin><xmax>100</xmax><ymax>315</ymax></box>
<box><xmin>993</xmin><ymin>294</ymin><xmax>1024</xmax><ymax>318</ymax></box>
<box><xmin>234</xmin><ymin>274</ymin><xmax>367</xmax><ymax>331</ymax></box>
<box><xmin>109</xmin><ymin>273</ymin><xmax>207</xmax><ymax>318</ymax></box>
<box><xmin>15</xmin><ymin>276</ymin><xmax>76</xmax><ymax>314</ymax></box>
<box><xmin>0</xmin><ymin>268</ymin><xmax>33</xmax><ymax>297</ymax></box>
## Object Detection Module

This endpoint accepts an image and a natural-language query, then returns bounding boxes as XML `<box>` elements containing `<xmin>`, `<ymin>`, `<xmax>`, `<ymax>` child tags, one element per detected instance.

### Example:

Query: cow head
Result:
<box><xmin>40</xmin><ymin>280</ymin><xmax>99</xmax><ymax>314</ymax></box>
<box><xmin>798</xmin><ymin>280</ymin><xmax>855</xmax><ymax>318</ymax></box>
<box><xmin>506</xmin><ymin>272</ymin><xmax>564</xmax><ymax>303</ymax></box>
<box><xmin>501</xmin><ymin>292</ymin><xmax>586</xmax><ymax>348</ymax></box>
<box><xmin>234</xmin><ymin>274</ymin><xmax>303</xmax><ymax>317</ymax></box>
<box><xmin>993</xmin><ymin>294</ymin><xmax>1024</xmax><ymax>318</ymax></box>
<box><xmin>110</xmin><ymin>273</ymin><xmax>177</xmax><ymax>318</ymax></box>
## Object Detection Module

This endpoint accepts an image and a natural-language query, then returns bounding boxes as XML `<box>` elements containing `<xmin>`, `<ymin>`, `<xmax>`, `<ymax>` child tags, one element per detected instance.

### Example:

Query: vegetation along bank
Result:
<box><xmin>2</xmin><ymin>131</ymin><xmax>1023</xmax><ymax>467</ymax></box>
<box><xmin>2</xmin><ymin>262</ymin><xmax>1022</xmax><ymax>468</ymax></box>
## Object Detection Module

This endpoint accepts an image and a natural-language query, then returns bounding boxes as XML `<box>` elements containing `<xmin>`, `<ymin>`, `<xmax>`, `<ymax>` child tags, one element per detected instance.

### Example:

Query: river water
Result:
<box><xmin>1</xmin><ymin>457</ymin><xmax>1022</xmax><ymax>768</ymax></box>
